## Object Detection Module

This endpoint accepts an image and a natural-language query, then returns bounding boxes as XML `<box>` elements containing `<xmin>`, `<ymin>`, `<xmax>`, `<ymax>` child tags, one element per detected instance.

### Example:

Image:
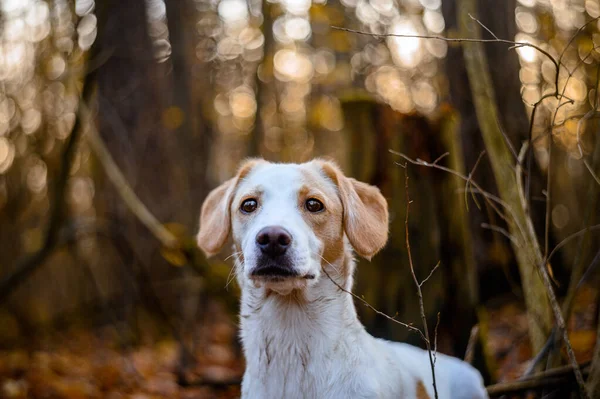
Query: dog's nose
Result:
<box><xmin>256</xmin><ymin>226</ymin><xmax>292</xmax><ymax>257</ymax></box>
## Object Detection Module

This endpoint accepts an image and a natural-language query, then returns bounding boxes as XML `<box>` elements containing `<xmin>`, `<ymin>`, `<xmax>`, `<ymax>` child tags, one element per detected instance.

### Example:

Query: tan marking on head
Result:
<box><xmin>416</xmin><ymin>380</ymin><xmax>431</xmax><ymax>399</ymax></box>
<box><xmin>196</xmin><ymin>158</ymin><xmax>266</xmax><ymax>257</ymax></box>
<box><xmin>299</xmin><ymin>166</ymin><xmax>345</xmax><ymax>264</ymax></box>
<box><xmin>313</xmin><ymin>159</ymin><xmax>389</xmax><ymax>260</ymax></box>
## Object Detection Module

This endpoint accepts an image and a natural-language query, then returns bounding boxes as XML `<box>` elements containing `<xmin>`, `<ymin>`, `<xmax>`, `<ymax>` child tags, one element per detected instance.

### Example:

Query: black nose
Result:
<box><xmin>256</xmin><ymin>226</ymin><xmax>292</xmax><ymax>257</ymax></box>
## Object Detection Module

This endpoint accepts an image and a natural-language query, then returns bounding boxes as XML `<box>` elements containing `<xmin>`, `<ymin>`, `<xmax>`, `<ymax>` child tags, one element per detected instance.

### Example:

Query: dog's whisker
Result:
<box><xmin>224</xmin><ymin>256</ymin><xmax>242</xmax><ymax>289</ymax></box>
<box><xmin>224</xmin><ymin>251</ymin><xmax>243</xmax><ymax>262</ymax></box>
<box><xmin>318</xmin><ymin>254</ymin><xmax>341</xmax><ymax>275</ymax></box>
<box><xmin>225</xmin><ymin>267</ymin><xmax>236</xmax><ymax>290</ymax></box>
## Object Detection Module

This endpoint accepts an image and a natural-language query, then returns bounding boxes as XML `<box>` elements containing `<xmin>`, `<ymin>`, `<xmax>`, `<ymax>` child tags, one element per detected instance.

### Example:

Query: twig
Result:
<box><xmin>557</xmin><ymin>17</ymin><xmax>600</xmax><ymax>68</ymax></box>
<box><xmin>487</xmin><ymin>361</ymin><xmax>591</xmax><ymax>397</ymax></box>
<box><xmin>546</xmin><ymin>224</ymin><xmax>600</xmax><ymax>264</ymax></box>
<box><xmin>536</xmin><ymin>251</ymin><xmax>589</xmax><ymax>398</ymax></box>
<box><xmin>0</xmin><ymin>53</ymin><xmax>97</xmax><ymax>304</ymax></box>
<box><xmin>516</xmin><ymin>142</ymin><xmax>529</xmax><ymax>214</ymax></box>
<box><xmin>522</xmin><ymin>327</ymin><xmax>558</xmax><ymax>377</ymax></box>
<box><xmin>330</xmin><ymin>26</ymin><xmax>559</xmax><ymax>71</ymax></box>
<box><xmin>433</xmin><ymin>312</ymin><xmax>440</xmax><ymax>366</ymax></box>
<box><xmin>589</xmin><ymin>299</ymin><xmax>600</xmax><ymax>397</ymax></box>
<box><xmin>524</xmin><ymin>248</ymin><xmax>600</xmax><ymax>377</ymax></box>
<box><xmin>575</xmin><ymin>64</ymin><xmax>600</xmax><ymax>186</ymax></box>
<box><xmin>393</xmin><ymin>149</ymin><xmax>592</xmax><ymax>397</ymax></box>
<box><xmin>405</xmin><ymin>170</ymin><xmax>439</xmax><ymax>399</ymax></box>
<box><xmin>480</xmin><ymin>223</ymin><xmax>520</xmax><ymax>247</ymax></box>
<box><xmin>420</xmin><ymin>262</ymin><xmax>441</xmax><ymax>288</ymax></box>
<box><xmin>464</xmin><ymin>325</ymin><xmax>479</xmax><ymax>364</ymax></box>
<box><xmin>543</xmin><ymin>133</ymin><xmax>553</xmax><ymax>264</ymax></box>
<box><xmin>320</xmin><ymin>265</ymin><xmax>426</xmax><ymax>341</ymax></box>
<box><xmin>80</xmin><ymin>104</ymin><xmax>179</xmax><ymax>249</ymax></box>
<box><xmin>392</xmin><ymin>150</ymin><xmax>516</xmax><ymax>230</ymax></box>
<box><xmin>465</xmin><ymin>151</ymin><xmax>486</xmax><ymax>211</ymax></box>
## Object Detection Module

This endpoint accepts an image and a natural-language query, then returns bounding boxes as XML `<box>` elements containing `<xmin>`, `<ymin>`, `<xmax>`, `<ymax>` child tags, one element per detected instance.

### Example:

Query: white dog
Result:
<box><xmin>197</xmin><ymin>159</ymin><xmax>488</xmax><ymax>399</ymax></box>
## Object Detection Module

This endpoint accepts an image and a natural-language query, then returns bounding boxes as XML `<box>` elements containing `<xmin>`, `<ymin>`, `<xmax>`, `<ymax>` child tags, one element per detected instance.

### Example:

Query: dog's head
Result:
<box><xmin>197</xmin><ymin>159</ymin><xmax>388</xmax><ymax>294</ymax></box>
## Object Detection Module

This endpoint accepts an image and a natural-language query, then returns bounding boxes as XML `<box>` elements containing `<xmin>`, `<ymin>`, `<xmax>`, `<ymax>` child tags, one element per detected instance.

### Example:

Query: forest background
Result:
<box><xmin>0</xmin><ymin>0</ymin><xmax>599</xmax><ymax>397</ymax></box>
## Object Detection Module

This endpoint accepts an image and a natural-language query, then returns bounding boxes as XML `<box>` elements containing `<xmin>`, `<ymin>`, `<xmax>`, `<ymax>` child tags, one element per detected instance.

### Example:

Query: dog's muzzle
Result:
<box><xmin>251</xmin><ymin>226</ymin><xmax>301</xmax><ymax>279</ymax></box>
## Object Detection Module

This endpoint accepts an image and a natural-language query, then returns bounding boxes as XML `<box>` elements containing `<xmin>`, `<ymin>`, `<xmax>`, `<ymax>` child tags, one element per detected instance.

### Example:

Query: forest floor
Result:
<box><xmin>0</xmin><ymin>284</ymin><xmax>597</xmax><ymax>399</ymax></box>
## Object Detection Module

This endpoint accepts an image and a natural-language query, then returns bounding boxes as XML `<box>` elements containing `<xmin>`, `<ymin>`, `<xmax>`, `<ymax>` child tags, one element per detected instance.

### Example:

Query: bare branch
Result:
<box><xmin>465</xmin><ymin>150</ymin><xmax>486</xmax><ymax>211</ymax></box>
<box><xmin>81</xmin><ymin>104</ymin><xmax>179</xmax><ymax>249</ymax></box>
<box><xmin>464</xmin><ymin>325</ymin><xmax>479</xmax><ymax>364</ymax></box>
<box><xmin>0</xmin><ymin>51</ymin><xmax>97</xmax><ymax>304</ymax></box>
<box><xmin>480</xmin><ymin>223</ymin><xmax>520</xmax><ymax>247</ymax></box>
<box><xmin>546</xmin><ymin>224</ymin><xmax>600</xmax><ymax>264</ymax></box>
<box><xmin>330</xmin><ymin>26</ymin><xmax>559</xmax><ymax>72</ymax></box>
<box><xmin>405</xmin><ymin>171</ymin><xmax>439</xmax><ymax>399</ymax></box>
<box><xmin>420</xmin><ymin>261</ymin><xmax>441</xmax><ymax>288</ymax></box>
<box><xmin>320</xmin><ymin>262</ymin><xmax>426</xmax><ymax>341</ymax></box>
<box><xmin>392</xmin><ymin>150</ymin><xmax>516</xmax><ymax>230</ymax></box>
<box><xmin>487</xmin><ymin>362</ymin><xmax>591</xmax><ymax>397</ymax></box>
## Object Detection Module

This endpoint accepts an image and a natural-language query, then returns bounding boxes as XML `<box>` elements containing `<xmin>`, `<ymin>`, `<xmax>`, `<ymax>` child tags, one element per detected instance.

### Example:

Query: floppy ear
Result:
<box><xmin>319</xmin><ymin>161</ymin><xmax>389</xmax><ymax>260</ymax></box>
<box><xmin>196</xmin><ymin>177</ymin><xmax>236</xmax><ymax>257</ymax></box>
<box><xmin>197</xmin><ymin>159</ymin><xmax>264</xmax><ymax>257</ymax></box>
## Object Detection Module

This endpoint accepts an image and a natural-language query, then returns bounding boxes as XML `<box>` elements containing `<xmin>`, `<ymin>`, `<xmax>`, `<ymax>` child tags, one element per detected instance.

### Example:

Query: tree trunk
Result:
<box><xmin>95</xmin><ymin>0</ymin><xmax>186</xmax><ymax>331</ymax></box>
<box><xmin>454</xmin><ymin>0</ymin><xmax>553</xmax><ymax>352</ymax></box>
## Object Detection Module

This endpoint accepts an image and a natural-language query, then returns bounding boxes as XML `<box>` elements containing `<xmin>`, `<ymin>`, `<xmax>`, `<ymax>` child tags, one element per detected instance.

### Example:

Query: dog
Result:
<box><xmin>197</xmin><ymin>159</ymin><xmax>488</xmax><ymax>399</ymax></box>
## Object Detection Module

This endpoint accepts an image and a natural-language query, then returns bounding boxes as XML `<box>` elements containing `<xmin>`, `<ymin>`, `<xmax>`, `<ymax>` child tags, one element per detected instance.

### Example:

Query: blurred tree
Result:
<box><xmin>94</xmin><ymin>0</ymin><xmax>190</xmax><ymax>336</ymax></box>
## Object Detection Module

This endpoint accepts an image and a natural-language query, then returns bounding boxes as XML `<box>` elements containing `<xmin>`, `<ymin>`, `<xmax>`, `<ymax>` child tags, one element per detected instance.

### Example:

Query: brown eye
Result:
<box><xmin>305</xmin><ymin>198</ymin><xmax>324</xmax><ymax>213</ymax></box>
<box><xmin>241</xmin><ymin>199</ymin><xmax>258</xmax><ymax>213</ymax></box>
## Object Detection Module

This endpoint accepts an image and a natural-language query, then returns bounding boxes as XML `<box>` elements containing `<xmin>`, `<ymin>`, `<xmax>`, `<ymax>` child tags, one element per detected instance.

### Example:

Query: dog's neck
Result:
<box><xmin>237</xmin><ymin>249</ymin><xmax>367</xmax><ymax>396</ymax></box>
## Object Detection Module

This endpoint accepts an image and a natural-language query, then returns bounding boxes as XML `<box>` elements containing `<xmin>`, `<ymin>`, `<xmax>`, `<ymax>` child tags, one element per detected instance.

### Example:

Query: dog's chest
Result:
<box><xmin>240</xmin><ymin>313</ymin><xmax>406</xmax><ymax>398</ymax></box>
<box><xmin>239</xmin><ymin>296</ymin><xmax>366</xmax><ymax>398</ymax></box>
<box><xmin>241</xmin><ymin>336</ymin><xmax>327</xmax><ymax>398</ymax></box>
<box><xmin>241</xmin><ymin>335</ymin><xmax>376</xmax><ymax>399</ymax></box>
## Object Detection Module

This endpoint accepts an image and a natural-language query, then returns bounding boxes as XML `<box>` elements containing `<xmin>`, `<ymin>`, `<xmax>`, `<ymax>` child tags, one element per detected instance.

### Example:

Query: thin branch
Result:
<box><xmin>405</xmin><ymin>170</ymin><xmax>439</xmax><ymax>399</ymax></box>
<box><xmin>330</xmin><ymin>26</ymin><xmax>559</xmax><ymax>72</ymax></box>
<box><xmin>516</xmin><ymin>142</ymin><xmax>529</xmax><ymax>214</ymax></box>
<box><xmin>544</xmin><ymin>129</ymin><xmax>553</xmax><ymax>263</ymax></box>
<box><xmin>320</xmin><ymin>264</ymin><xmax>426</xmax><ymax>341</ymax></box>
<box><xmin>81</xmin><ymin>104</ymin><xmax>179</xmax><ymax>249</ymax></box>
<box><xmin>464</xmin><ymin>325</ymin><xmax>480</xmax><ymax>364</ymax></box>
<box><xmin>575</xmin><ymin>64</ymin><xmax>600</xmax><ymax>186</ymax></box>
<box><xmin>465</xmin><ymin>150</ymin><xmax>486</xmax><ymax>211</ymax></box>
<box><xmin>557</xmin><ymin>17</ymin><xmax>600</xmax><ymax>67</ymax></box>
<box><xmin>0</xmin><ymin>54</ymin><xmax>97</xmax><ymax>304</ymax></box>
<box><xmin>392</xmin><ymin>150</ymin><xmax>517</xmax><ymax>231</ymax></box>
<box><xmin>487</xmin><ymin>362</ymin><xmax>591</xmax><ymax>397</ymax></box>
<box><xmin>420</xmin><ymin>261</ymin><xmax>441</xmax><ymax>288</ymax></box>
<box><xmin>480</xmin><ymin>223</ymin><xmax>520</xmax><ymax>247</ymax></box>
<box><xmin>524</xmin><ymin>249</ymin><xmax>600</xmax><ymax>377</ymax></box>
<box><xmin>537</xmin><ymin>253</ymin><xmax>589</xmax><ymax>397</ymax></box>
<box><xmin>433</xmin><ymin>312</ymin><xmax>440</xmax><ymax>366</ymax></box>
<box><xmin>391</xmin><ymin>150</ymin><xmax>591</xmax><ymax>396</ymax></box>
<box><xmin>546</xmin><ymin>224</ymin><xmax>600</xmax><ymax>264</ymax></box>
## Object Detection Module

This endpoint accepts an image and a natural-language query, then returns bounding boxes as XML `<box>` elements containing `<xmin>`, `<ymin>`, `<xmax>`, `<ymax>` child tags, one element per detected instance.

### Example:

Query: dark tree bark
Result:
<box><xmin>165</xmin><ymin>0</ymin><xmax>212</xmax><ymax>206</ymax></box>
<box><xmin>442</xmin><ymin>0</ymin><xmax>519</xmax><ymax>301</ymax></box>
<box><xmin>94</xmin><ymin>0</ymin><xmax>189</xmax><ymax>330</ymax></box>
<box><xmin>96</xmin><ymin>0</ymin><xmax>173</xmax><ymax>215</ymax></box>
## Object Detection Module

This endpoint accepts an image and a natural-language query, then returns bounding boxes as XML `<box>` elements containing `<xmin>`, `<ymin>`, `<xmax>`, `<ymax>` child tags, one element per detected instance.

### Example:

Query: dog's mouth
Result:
<box><xmin>250</xmin><ymin>261</ymin><xmax>315</xmax><ymax>281</ymax></box>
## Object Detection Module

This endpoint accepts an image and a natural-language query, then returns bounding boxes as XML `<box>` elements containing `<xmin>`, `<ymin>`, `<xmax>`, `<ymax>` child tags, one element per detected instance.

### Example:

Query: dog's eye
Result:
<box><xmin>241</xmin><ymin>199</ymin><xmax>258</xmax><ymax>213</ymax></box>
<box><xmin>305</xmin><ymin>198</ymin><xmax>324</xmax><ymax>213</ymax></box>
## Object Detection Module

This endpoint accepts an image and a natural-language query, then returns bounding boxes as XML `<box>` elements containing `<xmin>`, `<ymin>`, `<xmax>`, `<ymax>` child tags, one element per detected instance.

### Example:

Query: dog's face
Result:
<box><xmin>197</xmin><ymin>159</ymin><xmax>389</xmax><ymax>294</ymax></box>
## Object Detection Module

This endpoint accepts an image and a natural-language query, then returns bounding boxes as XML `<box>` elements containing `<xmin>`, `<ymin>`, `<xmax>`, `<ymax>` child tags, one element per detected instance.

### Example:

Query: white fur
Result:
<box><xmin>212</xmin><ymin>162</ymin><xmax>488</xmax><ymax>399</ymax></box>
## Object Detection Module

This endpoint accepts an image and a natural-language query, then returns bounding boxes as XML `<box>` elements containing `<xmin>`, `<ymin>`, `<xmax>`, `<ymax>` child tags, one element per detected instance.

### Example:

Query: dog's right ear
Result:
<box><xmin>196</xmin><ymin>159</ymin><xmax>263</xmax><ymax>257</ymax></box>
<box><xmin>196</xmin><ymin>177</ymin><xmax>236</xmax><ymax>257</ymax></box>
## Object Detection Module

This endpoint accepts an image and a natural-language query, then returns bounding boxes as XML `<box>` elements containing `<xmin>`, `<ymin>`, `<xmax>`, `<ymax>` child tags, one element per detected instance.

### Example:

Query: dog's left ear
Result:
<box><xmin>318</xmin><ymin>161</ymin><xmax>389</xmax><ymax>260</ymax></box>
